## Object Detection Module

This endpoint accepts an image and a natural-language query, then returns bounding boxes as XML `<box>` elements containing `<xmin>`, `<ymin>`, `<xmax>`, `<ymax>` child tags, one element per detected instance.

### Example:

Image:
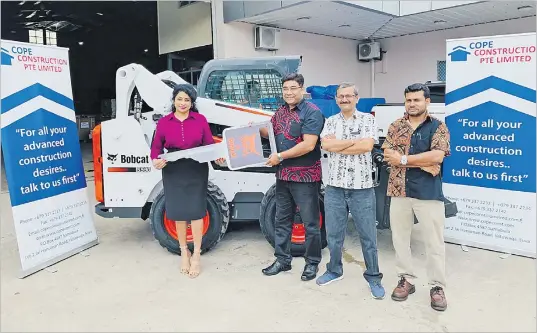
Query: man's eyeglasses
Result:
<box><xmin>283</xmin><ymin>86</ymin><xmax>302</xmax><ymax>92</ymax></box>
<box><xmin>336</xmin><ymin>94</ymin><xmax>356</xmax><ymax>100</ymax></box>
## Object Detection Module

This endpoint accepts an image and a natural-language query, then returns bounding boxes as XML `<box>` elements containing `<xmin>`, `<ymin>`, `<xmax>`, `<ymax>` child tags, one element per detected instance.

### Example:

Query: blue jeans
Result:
<box><xmin>324</xmin><ymin>185</ymin><xmax>383</xmax><ymax>283</ymax></box>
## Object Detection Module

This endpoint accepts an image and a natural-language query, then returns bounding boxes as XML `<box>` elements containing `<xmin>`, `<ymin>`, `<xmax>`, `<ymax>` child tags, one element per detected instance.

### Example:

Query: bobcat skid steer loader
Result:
<box><xmin>92</xmin><ymin>56</ymin><xmax>382</xmax><ymax>256</ymax></box>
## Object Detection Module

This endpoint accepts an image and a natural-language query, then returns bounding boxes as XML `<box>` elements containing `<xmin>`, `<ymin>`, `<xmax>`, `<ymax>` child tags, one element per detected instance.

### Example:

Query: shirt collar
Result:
<box><xmin>285</xmin><ymin>98</ymin><xmax>307</xmax><ymax>112</ymax></box>
<box><xmin>403</xmin><ymin>111</ymin><xmax>432</xmax><ymax>122</ymax></box>
<box><xmin>167</xmin><ymin>112</ymin><xmax>196</xmax><ymax>121</ymax></box>
<box><xmin>338</xmin><ymin>109</ymin><xmax>359</xmax><ymax>120</ymax></box>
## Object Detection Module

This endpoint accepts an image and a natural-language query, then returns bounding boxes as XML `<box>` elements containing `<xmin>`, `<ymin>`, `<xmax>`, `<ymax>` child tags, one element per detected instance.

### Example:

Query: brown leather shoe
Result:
<box><xmin>430</xmin><ymin>286</ymin><xmax>447</xmax><ymax>311</ymax></box>
<box><xmin>391</xmin><ymin>277</ymin><xmax>415</xmax><ymax>301</ymax></box>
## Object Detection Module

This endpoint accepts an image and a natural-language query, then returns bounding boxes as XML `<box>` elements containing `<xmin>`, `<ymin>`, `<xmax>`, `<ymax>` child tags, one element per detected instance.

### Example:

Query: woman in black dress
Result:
<box><xmin>150</xmin><ymin>84</ymin><xmax>224</xmax><ymax>278</ymax></box>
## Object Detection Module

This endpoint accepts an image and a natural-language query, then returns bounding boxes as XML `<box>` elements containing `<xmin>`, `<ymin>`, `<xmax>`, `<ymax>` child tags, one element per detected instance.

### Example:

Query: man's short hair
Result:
<box><xmin>282</xmin><ymin>73</ymin><xmax>304</xmax><ymax>87</ymax></box>
<box><xmin>336</xmin><ymin>82</ymin><xmax>359</xmax><ymax>96</ymax></box>
<box><xmin>404</xmin><ymin>83</ymin><xmax>431</xmax><ymax>99</ymax></box>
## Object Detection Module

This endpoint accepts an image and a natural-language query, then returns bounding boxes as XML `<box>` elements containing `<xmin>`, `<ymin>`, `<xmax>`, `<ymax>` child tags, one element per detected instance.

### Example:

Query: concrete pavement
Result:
<box><xmin>0</xmin><ymin>144</ymin><xmax>535</xmax><ymax>332</ymax></box>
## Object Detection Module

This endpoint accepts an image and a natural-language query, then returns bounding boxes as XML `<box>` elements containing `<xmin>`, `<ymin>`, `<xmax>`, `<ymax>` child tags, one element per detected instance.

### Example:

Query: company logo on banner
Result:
<box><xmin>448</xmin><ymin>46</ymin><xmax>471</xmax><ymax>62</ymax></box>
<box><xmin>1</xmin><ymin>40</ymin><xmax>99</xmax><ymax>277</ymax></box>
<box><xmin>1</xmin><ymin>48</ymin><xmax>14</xmax><ymax>66</ymax></box>
<box><xmin>443</xmin><ymin>33</ymin><xmax>536</xmax><ymax>258</ymax></box>
<box><xmin>448</xmin><ymin>40</ymin><xmax>536</xmax><ymax>64</ymax></box>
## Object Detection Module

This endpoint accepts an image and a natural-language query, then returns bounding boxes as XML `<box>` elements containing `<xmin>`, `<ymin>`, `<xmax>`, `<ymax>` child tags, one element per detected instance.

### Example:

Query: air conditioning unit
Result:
<box><xmin>358</xmin><ymin>42</ymin><xmax>381</xmax><ymax>61</ymax></box>
<box><xmin>255</xmin><ymin>26</ymin><xmax>280</xmax><ymax>51</ymax></box>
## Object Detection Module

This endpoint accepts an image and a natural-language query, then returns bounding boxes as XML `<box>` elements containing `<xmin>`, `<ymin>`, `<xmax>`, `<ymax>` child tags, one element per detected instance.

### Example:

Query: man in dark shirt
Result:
<box><xmin>382</xmin><ymin>83</ymin><xmax>451</xmax><ymax>311</ymax></box>
<box><xmin>260</xmin><ymin>73</ymin><xmax>325</xmax><ymax>281</ymax></box>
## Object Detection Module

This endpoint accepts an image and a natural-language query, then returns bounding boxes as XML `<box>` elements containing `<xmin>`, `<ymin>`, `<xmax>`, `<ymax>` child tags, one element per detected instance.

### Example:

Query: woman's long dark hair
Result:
<box><xmin>171</xmin><ymin>83</ymin><xmax>199</xmax><ymax>113</ymax></box>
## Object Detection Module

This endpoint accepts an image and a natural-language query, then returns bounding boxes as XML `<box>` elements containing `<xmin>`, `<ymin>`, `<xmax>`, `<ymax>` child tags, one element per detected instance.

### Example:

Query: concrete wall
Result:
<box><xmin>212</xmin><ymin>1</ymin><xmax>535</xmax><ymax>101</ymax></box>
<box><xmin>374</xmin><ymin>17</ymin><xmax>536</xmax><ymax>102</ymax></box>
<box><xmin>157</xmin><ymin>1</ymin><xmax>213</xmax><ymax>54</ymax></box>
<box><xmin>215</xmin><ymin>21</ymin><xmax>373</xmax><ymax>95</ymax></box>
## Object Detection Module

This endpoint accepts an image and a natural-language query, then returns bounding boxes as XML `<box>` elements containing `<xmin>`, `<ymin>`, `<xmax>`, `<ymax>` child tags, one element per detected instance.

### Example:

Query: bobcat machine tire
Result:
<box><xmin>259</xmin><ymin>183</ymin><xmax>327</xmax><ymax>257</ymax></box>
<box><xmin>149</xmin><ymin>181</ymin><xmax>230</xmax><ymax>256</ymax></box>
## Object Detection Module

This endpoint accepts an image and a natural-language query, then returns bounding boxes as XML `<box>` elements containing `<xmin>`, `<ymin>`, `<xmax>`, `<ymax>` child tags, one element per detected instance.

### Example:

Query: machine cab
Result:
<box><xmin>197</xmin><ymin>56</ymin><xmax>302</xmax><ymax>111</ymax></box>
<box><xmin>121</xmin><ymin>56</ymin><xmax>302</xmax><ymax>146</ymax></box>
<box><xmin>196</xmin><ymin>56</ymin><xmax>302</xmax><ymax>138</ymax></box>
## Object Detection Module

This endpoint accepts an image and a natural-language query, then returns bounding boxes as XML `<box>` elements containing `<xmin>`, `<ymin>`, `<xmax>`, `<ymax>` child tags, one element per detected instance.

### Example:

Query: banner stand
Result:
<box><xmin>18</xmin><ymin>239</ymin><xmax>99</xmax><ymax>279</ymax></box>
<box><xmin>443</xmin><ymin>33</ymin><xmax>536</xmax><ymax>259</ymax></box>
<box><xmin>444</xmin><ymin>239</ymin><xmax>534</xmax><ymax>259</ymax></box>
<box><xmin>1</xmin><ymin>40</ymin><xmax>100</xmax><ymax>278</ymax></box>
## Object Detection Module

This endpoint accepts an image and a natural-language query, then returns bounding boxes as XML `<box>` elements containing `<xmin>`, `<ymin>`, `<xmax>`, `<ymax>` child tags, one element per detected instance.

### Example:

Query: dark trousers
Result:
<box><xmin>274</xmin><ymin>179</ymin><xmax>322</xmax><ymax>266</ymax></box>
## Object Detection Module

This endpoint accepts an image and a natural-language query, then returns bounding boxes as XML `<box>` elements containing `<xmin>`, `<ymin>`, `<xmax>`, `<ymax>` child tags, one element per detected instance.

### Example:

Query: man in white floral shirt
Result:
<box><xmin>318</xmin><ymin>83</ymin><xmax>385</xmax><ymax>299</ymax></box>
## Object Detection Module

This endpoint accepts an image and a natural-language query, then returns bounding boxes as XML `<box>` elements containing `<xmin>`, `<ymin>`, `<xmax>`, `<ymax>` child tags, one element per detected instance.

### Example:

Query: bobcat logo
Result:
<box><xmin>107</xmin><ymin>153</ymin><xmax>118</xmax><ymax>164</ymax></box>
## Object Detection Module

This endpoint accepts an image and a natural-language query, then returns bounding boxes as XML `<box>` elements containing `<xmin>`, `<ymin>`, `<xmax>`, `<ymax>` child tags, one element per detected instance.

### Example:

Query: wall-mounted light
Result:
<box><xmin>78</xmin><ymin>41</ymin><xmax>84</xmax><ymax>45</ymax></box>
<box><xmin>96</xmin><ymin>12</ymin><xmax>103</xmax><ymax>16</ymax></box>
<box><xmin>144</xmin><ymin>49</ymin><xmax>148</xmax><ymax>53</ymax></box>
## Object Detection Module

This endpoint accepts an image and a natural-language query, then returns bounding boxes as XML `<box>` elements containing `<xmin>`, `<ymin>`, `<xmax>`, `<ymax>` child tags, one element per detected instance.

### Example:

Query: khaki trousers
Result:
<box><xmin>390</xmin><ymin>197</ymin><xmax>446</xmax><ymax>288</ymax></box>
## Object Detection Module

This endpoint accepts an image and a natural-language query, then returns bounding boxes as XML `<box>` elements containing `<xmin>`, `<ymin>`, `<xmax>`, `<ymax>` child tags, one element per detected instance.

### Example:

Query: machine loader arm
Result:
<box><xmin>115</xmin><ymin>64</ymin><xmax>188</xmax><ymax>119</ymax></box>
<box><xmin>115</xmin><ymin>63</ymin><xmax>276</xmax><ymax>127</ymax></box>
<box><xmin>156</xmin><ymin>70</ymin><xmax>184</xmax><ymax>84</ymax></box>
<box><xmin>112</xmin><ymin>63</ymin><xmax>277</xmax><ymax>165</ymax></box>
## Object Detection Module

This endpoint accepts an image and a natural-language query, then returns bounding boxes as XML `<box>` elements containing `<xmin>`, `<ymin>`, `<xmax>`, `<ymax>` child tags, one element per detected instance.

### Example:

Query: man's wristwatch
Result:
<box><xmin>277</xmin><ymin>153</ymin><xmax>284</xmax><ymax>162</ymax></box>
<box><xmin>400</xmin><ymin>155</ymin><xmax>408</xmax><ymax>165</ymax></box>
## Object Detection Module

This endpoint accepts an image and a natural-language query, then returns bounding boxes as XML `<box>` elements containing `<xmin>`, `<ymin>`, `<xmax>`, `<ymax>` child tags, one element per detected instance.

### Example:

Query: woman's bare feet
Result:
<box><xmin>189</xmin><ymin>250</ymin><xmax>201</xmax><ymax>278</ymax></box>
<box><xmin>180</xmin><ymin>246</ymin><xmax>191</xmax><ymax>275</ymax></box>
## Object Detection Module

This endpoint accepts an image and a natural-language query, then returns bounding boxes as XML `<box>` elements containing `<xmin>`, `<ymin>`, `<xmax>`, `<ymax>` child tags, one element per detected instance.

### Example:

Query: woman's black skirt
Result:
<box><xmin>161</xmin><ymin>156</ymin><xmax>209</xmax><ymax>222</ymax></box>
